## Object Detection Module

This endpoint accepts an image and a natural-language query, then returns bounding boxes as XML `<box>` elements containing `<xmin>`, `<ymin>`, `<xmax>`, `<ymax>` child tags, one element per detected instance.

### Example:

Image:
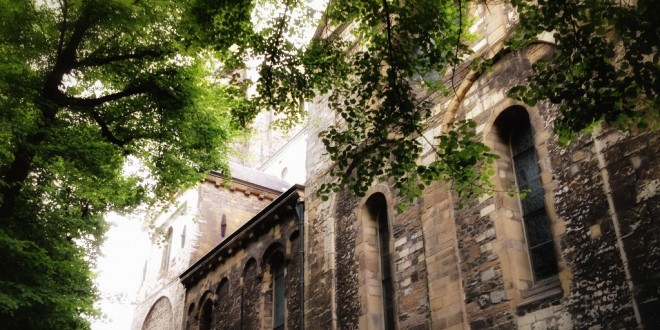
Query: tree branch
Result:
<box><xmin>89</xmin><ymin>110</ymin><xmax>128</xmax><ymax>147</ymax></box>
<box><xmin>56</xmin><ymin>0</ymin><xmax>68</xmax><ymax>58</ymax></box>
<box><xmin>343</xmin><ymin>138</ymin><xmax>397</xmax><ymax>178</ymax></box>
<box><xmin>58</xmin><ymin>85</ymin><xmax>149</xmax><ymax>108</ymax></box>
<box><xmin>75</xmin><ymin>49</ymin><xmax>168</xmax><ymax>68</ymax></box>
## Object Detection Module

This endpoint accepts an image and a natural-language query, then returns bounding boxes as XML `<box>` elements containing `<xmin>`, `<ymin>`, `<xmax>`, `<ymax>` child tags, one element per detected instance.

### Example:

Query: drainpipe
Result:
<box><xmin>294</xmin><ymin>199</ymin><xmax>305</xmax><ymax>330</ymax></box>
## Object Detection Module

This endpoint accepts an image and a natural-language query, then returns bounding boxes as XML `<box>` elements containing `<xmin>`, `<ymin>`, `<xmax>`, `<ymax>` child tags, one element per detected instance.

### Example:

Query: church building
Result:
<box><xmin>133</xmin><ymin>2</ymin><xmax>659</xmax><ymax>329</ymax></box>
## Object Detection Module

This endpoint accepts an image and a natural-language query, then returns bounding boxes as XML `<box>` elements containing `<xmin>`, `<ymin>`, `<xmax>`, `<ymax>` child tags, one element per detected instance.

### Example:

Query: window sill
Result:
<box><xmin>517</xmin><ymin>276</ymin><xmax>563</xmax><ymax>314</ymax></box>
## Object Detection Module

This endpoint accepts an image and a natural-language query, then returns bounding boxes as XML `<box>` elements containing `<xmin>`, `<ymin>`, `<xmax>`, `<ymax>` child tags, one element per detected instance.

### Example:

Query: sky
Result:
<box><xmin>92</xmin><ymin>213</ymin><xmax>149</xmax><ymax>330</ymax></box>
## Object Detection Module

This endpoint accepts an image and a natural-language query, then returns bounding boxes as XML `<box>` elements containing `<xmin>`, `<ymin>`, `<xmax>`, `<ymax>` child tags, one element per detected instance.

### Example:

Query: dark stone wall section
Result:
<box><xmin>335</xmin><ymin>189</ymin><xmax>361</xmax><ymax>328</ymax></box>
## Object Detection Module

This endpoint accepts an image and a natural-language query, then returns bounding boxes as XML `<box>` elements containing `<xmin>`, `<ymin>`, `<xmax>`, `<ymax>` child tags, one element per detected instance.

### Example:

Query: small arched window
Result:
<box><xmin>199</xmin><ymin>299</ymin><xmax>213</xmax><ymax>330</ymax></box>
<box><xmin>160</xmin><ymin>227</ymin><xmax>173</xmax><ymax>274</ymax></box>
<box><xmin>220</xmin><ymin>214</ymin><xmax>227</xmax><ymax>238</ymax></box>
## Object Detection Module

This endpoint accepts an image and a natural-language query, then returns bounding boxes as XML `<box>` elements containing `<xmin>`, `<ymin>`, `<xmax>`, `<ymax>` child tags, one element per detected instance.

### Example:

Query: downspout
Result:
<box><xmin>294</xmin><ymin>199</ymin><xmax>305</xmax><ymax>330</ymax></box>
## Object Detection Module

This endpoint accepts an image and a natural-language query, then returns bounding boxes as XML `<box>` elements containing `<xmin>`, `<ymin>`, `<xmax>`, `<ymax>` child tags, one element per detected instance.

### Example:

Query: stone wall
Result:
<box><xmin>181</xmin><ymin>187</ymin><xmax>304</xmax><ymax>330</ymax></box>
<box><xmin>133</xmin><ymin>174</ymin><xmax>286</xmax><ymax>330</ymax></box>
<box><xmin>194</xmin><ymin>175</ymin><xmax>280</xmax><ymax>263</ymax></box>
<box><xmin>302</xmin><ymin>2</ymin><xmax>659</xmax><ymax>329</ymax></box>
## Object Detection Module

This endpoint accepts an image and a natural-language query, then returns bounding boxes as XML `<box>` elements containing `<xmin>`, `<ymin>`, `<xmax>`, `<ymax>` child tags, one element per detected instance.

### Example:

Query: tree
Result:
<box><xmin>1</xmin><ymin>0</ymin><xmax>656</xmax><ymax>328</ymax></box>
<box><xmin>509</xmin><ymin>0</ymin><xmax>658</xmax><ymax>143</ymax></box>
<box><xmin>0</xmin><ymin>0</ymin><xmax>261</xmax><ymax>328</ymax></box>
<box><xmin>258</xmin><ymin>0</ymin><xmax>657</xmax><ymax>207</ymax></box>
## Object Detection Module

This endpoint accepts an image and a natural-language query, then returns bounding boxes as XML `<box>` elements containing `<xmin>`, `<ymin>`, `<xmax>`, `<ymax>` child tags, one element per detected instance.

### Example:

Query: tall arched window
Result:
<box><xmin>270</xmin><ymin>252</ymin><xmax>285</xmax><ymax>330</ymax></box>
<box><xmin>365</xmin><ymin>193</ymin><xmax>396</xmax><ymax>330</ymax></box>
<box><xmin>199</xmin><ymin>298</ymin><xmax>213</xmax><ymax>330</ymax></box>
<box><xmin>160</xmin><ymin>227</ymin><xmax>173</xmax><ymax>274</ymax></box>
<box><xmin>495</xmin><ymin>107</ymin><xmax>558</xmax><ymax>282</ymax></box>
<box><xmin>181</xmin><ymin>225</ymin><xmax>186</xmax><ymax>248</ymax></box>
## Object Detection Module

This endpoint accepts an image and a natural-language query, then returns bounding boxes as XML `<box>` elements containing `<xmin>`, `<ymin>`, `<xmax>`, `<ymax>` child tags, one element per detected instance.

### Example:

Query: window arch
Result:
<box><xmin>199</xmin><ymin>298</ymin><xmax>213</xmax><ymax>330</ymax></box>
<box><xmin>493</xmin><ymin>106</ymin><xmax>559</xmax><ymax>282</ymax></box>
<box><xmin>358</xmin><ymin>189</ymin><xmax>397</xmax><ymax>330</ymax></box>
<box><xmin>220</xmin><ymin>214</ymin><xmax>227</xmax><ymax>238</ymax></box>
<box><xmin>160</xmin><ymin>227</ymin><xmax>173</xmax><ymax>274</ymax></box>
<box><xmin>487</xmin><ymin>105</ymin><xmax>563</xmax><ymax>292</ymax></box>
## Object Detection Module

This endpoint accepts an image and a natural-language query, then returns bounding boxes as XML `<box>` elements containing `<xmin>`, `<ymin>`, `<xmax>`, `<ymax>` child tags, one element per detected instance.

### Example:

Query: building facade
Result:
<box><xmin>134</xmin><ymin>2</ymin><xmax>658</xmax><ymax>329</ymax></box>
<box><xmin>132</xmin><ymin>164</ymin><xmax>290</xmax><ymax>330</ymax></box>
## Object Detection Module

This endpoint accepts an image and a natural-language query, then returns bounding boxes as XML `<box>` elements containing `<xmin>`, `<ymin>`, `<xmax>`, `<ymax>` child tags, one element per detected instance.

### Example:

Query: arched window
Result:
<box><xmin>141</xmin><ymin>260</ymin><xmax>148</xmax><ymax>284</ymax></box>
<box><xmin>199</xmin><ymin>298</ymin><xmax>213</xmax><ymax>330</ymax></box>
<box><xmin>215</xmin><ymin>278</ymin><xmax>230</xmax><ymax>328</ymax></box>
<box><xmin>494</xmin><ymin>106</ymin><xmax>558</xmax><ymax>282</ymax></box>
<box><xmin>160</xmin><ymin>227</ymin><xmax>173</xmax><ymax>274</ymax></box>
<box><xmin>220</xmin><ymin>214</ymin><xmax>227</xmax><ymax>238</ymax></box>
<box><xmin>142</xmin><ymin>296</ymin><xmax>174</xmax><ymax>330</ymax></box>
<box><xmin>241</xmin><ymin>258</ymin><xmax>259</xmax><ymax>330</ymax></box>
<box><xmin>365</xmin><ymin>193</ymin><xmax>396</xmax><ymax>330</ymax></box>
<box><xmin>270</xmin><ymin>252</ymin><xmax>285</xmax><ymax>330</ymax></box>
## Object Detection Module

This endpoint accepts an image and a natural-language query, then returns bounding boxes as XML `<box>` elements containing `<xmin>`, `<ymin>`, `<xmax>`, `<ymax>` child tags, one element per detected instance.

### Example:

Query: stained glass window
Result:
<box><xmin>511</xmin><ymin>120</ymin><xmax>558</xmax><ymax>281</ymax></box>
<box><xmin>377</xmin><ymin>205</ymin><xmax>396</xmax><ymax>330</ymax></box>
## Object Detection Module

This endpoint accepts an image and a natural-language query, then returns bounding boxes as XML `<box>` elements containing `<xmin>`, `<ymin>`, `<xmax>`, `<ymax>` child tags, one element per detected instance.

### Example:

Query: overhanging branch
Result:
<box><xmin>75</xmin><ymin>49</ymin><xmax>168</xmax><ymax>68</ymax></box>
<box><xmin>58</xmin><ymin>85</ymin><xmax>149</xmax><ymax>108</ymax></box>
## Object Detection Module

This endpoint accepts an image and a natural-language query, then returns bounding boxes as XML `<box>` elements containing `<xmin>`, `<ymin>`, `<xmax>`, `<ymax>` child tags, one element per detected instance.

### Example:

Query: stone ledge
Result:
<box><xmin>517</xmin><ymin>276</ymin><xmax>563</xmax><ymax>314</ymax></box>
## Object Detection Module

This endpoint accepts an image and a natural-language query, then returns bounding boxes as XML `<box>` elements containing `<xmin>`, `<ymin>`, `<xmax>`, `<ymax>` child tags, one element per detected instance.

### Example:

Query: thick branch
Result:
<box><xmin>89</xmin><ymin>110</ymin><xmax>128</xmax><ymax>147</ymax></box>
<box><xmin>75</xmin><ymin>49</ymin><xmax>168</xmax><ymax>68</ymax></box>
<box><xmin>58</xmin><ymin>85</ymin><xmax>149</xmax><ymax>108</ymax></box>
<box><xmin>343</xmin><ymin>138</ymin><xmax>397</xmax><ymax>178</ymax></box>
<box><xmin>56</xmin><ymin>0</ymin><xmax>68</xmax><ymax>57</ymax></box>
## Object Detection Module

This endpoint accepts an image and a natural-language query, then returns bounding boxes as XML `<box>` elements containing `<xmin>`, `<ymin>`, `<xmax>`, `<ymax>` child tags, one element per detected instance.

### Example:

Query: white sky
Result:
<box><xmin>92</xmin><ymin>213</ymin><xmax>149</xmax><ymax>330</ymax></box>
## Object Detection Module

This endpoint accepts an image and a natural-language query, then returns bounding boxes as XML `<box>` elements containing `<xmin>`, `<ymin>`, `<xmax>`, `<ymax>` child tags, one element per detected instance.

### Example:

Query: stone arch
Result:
<box><xmin>214</xmin><ymin>277</ymin><xmax>231</xmax><ymax>328</ymax></box>
<box><xmin>355</xmin><ymin>184</ymin><xmax>398</xmax><ymax>330</ymax></box>
<box><xmin>240</xmin><ymin>258</ymin><xmax>260</xmax><ymax>330</ymax></box>
<box><xmin>141</xmin><ymin>296</ymin><xmax>174</xmax><ymax>330</ymax></box>
<box><xmin>197</xmin><ymin>291</ymin><xmax>214</xmax><ymax>330</ymax></box>
<box><xmin>482</xmin><ymin>104</ymin><xmax>566</xmax><ymax>310</ymax></box>
<box><xmin>262</xmin><ymin>242</ymin><xmax>285</xmax><ymax>266</ymax></box>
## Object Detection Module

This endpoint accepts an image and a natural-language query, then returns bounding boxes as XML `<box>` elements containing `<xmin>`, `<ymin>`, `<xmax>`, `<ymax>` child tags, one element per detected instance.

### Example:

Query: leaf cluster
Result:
<box><xmin>0</xmin><ymin>0</ymin><xmax>259</xmax><ymax>327</ymax></box>
<box><xmin>509</xmin><ymin>0</ymin><xmax>658</xmax><ymax>143</ymax></box>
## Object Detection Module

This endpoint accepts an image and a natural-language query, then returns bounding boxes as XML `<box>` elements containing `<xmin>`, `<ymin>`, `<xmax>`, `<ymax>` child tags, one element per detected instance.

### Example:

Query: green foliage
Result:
<box><xmin>0</xmin><ymin>0</ymin><xmax>254</xmax><ymax>328</ymax></box>
<box><xmin>307</xmin><ymin>0</ymin><xmax>493</xmax><ymax>208</ymax></box>
<box><xmin>509</xmin><ymin>0</ymin><xmax>658</xmax><ymax>142</ymax></box>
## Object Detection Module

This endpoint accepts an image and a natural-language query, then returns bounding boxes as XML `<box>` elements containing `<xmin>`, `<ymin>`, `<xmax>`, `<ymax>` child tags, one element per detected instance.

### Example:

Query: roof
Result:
<box><xmin>210</xmin><ymin>161</ymin><xmax>290</xmax><ymax>193</ymax></box>
<box><xmin>179</xmin><ymin>184</ymin><xmax>305</xmax><ymax>288</ymax></box>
